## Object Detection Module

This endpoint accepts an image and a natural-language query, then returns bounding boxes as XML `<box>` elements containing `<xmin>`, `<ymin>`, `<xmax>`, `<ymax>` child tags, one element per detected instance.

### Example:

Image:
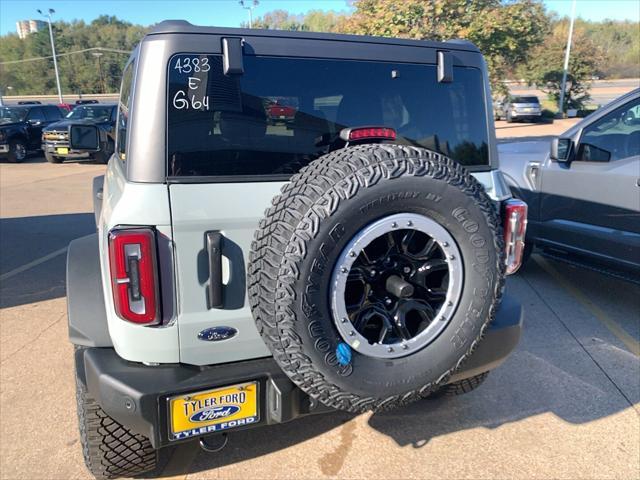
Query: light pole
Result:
<box><xmin>558</xmin><ymin>0</ymin><xmax>577</xmax><ymax>116</ymax></box>
<box><xmin>37</xmin><ymin>8</ymin><xmax>63</xmax><ymax>103</ymax></box>
<box><xmin>92</xmin><ymin>52</ymin><xmax>105</xmax><ymax>94</ymax></box>
<box><xmin>239</xmin><ymin>0</ymin><xmax>259</xmax><ymax>28</ymax></box>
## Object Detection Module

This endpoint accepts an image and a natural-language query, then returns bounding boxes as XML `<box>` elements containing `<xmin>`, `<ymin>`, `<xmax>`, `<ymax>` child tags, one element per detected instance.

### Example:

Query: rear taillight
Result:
<box><xmin>108</xmin><ymin>228</ymin><xmax>160</xmax><ymax>324</ymax></box>
<box><xmin>503</xmin><ymin>199</ymin><xmax>528</xmax><ymax>275</ymax></box>
<box><xmin>340</xmin><ymin>126</ymin><xmax>397</xmax><ymax>142</ymax></box>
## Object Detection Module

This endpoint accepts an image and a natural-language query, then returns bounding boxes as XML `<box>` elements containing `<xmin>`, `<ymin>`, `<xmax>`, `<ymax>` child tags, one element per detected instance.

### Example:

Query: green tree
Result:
<box><xmin>518</xmin><ymin>20</ymin><xmax>604</xmax><ymax>110</ymax></box>
<box><xmin>0</xmin><ymin>16</ymin><xmax>146</xmax><ymax>96</ymax></box>
<box><xmin>338</xmin><ymin>0</ymin><xmax>550</xmax><ymax>95</ymax></box>
<box><xmin>246</xmin><ymin>9</ymin><xmax>346</xmax><ymax>32</ymax></box>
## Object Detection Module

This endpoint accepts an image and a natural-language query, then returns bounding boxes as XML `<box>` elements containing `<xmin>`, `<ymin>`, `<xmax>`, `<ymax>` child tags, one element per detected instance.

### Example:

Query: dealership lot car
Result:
<box><xmin>500</xmin><ymin>88</ymin><xmax>640</xmax><ymax>274</ymax></box>
<box><xmin>42</xmin><ymin>104</ymin><xmax>116</xmax><ymax>164</ymax></box>
<box><xmin>67</xmin><ymin>22</ymin><xmax>527</xmax><ymax>479</ymax></box>
<box><xmin>495</xmin><ymin>95</ymin><xmax>542</xmax><ymax>123</ymax></box>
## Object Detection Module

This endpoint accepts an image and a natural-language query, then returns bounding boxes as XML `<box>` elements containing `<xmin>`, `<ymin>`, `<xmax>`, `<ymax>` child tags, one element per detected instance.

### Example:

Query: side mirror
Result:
<box><xmin>69</xmin><ymin>124</ymin><xmax>100</xmax><ymax>151</ymax></box>
<box><xmin>550</xmin><ymin>137</ymin><xmax>573</xmax><ymax>164</ymax></box>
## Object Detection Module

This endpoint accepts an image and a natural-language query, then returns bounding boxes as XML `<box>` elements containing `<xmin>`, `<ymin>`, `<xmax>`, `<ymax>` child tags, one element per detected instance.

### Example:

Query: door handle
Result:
<box><xmin>526</xmin><ymin>161</ymin><xmax>541</xmax><ymax>190</ymax></box>
<box><xmin>206</xmin><ymin>231</ymin><xmax>224</xmax><ymax>309</ymax></box>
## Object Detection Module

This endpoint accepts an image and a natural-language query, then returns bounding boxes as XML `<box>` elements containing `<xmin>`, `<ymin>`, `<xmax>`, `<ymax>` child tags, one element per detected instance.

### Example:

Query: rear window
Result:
<box><xmin>511</xmin><ymin>96</ymin><xmax>539</xmax><ymax>104</ymax></box>
<box><xmin>167</xmin><ymin>55</ymin><xmax>489</xmax><ymax>179</ymax></box>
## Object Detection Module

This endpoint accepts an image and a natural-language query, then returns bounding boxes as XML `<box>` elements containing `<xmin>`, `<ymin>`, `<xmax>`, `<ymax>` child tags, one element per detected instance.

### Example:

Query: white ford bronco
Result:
<box><xmin>67</xmin><ymin>21</ymin><xmax>526</xmax><ymax>479</ymax></box>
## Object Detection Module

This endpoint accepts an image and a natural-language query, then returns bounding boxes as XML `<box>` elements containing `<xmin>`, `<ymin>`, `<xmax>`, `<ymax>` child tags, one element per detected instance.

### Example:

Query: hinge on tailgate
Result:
<box><xmin>437</xmin><ymin>50</ymin><xmax>453</xmax><ymax>83</ymax></box>
<box><xmin>222</xmin><ymin>37</ymin><xmax>244</xmax><ymax>76</ymax></box>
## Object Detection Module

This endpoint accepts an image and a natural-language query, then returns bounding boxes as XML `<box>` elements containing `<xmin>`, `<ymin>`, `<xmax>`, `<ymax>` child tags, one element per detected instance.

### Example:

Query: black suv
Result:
<box><xmin>0</xmin><ymin>104</ymin><xmax>63</xmax><ymax>162</ymax></box>
<box><xmin>42</xmin><ymin>104</ymin><xmax>117</xmax><ymax>164</ymax></box>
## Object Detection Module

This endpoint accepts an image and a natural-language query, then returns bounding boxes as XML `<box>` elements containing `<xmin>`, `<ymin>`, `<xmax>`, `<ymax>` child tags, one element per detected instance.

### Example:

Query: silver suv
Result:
<box><xmin>67</xmin><ymin>21</ymin><xmax>526</xmax><ymax>479</ymax></box>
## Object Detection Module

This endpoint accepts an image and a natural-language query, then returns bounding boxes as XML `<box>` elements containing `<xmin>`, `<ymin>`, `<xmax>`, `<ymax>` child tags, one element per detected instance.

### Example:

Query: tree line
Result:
<box><xmin>1</xmin><ymin>3</ymin><xmax>638</xmax><ymax>108</ymax></box>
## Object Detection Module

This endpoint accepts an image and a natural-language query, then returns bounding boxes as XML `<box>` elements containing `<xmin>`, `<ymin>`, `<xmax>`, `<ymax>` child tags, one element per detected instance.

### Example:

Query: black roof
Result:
<box><xmin>146</xmin><ymin>20</ymin><xmax>480</xmax><ymax>53</ymax></box>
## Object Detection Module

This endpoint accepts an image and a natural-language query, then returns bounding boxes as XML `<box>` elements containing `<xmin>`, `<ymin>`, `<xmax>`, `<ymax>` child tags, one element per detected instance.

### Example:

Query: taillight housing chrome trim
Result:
<box><xmin>503</xmin><ymin>199</ymin><xmax>528</xmax><ymax>275</ymax></box>
<box><xmin>108</xmin><ymin>228</ymin><xmax>161</xmax><ymax>325</ymax></box>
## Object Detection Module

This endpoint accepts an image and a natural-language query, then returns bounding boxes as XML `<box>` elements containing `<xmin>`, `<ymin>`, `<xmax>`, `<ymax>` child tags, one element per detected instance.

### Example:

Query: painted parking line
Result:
<box><xmin>534</xmin><ymin>255</ymin><xmax>640</xmax><ymax>357</ymax></box>
<box><xmin>0</xmin><ymin>246</ymin><xmax>68</xmax><ymax>282</ymax></box>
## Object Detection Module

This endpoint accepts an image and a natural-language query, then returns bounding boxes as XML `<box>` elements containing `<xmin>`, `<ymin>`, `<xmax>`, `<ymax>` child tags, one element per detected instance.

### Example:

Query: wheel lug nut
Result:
<box><xmin>402</xmin><ymin>344</ymin><xmax>409</xmax><ymax>350</ymax></box>
<box><xmin>341</xmin><ymin>267</ymin><xmax>348</xmax><ymax>273</ymax></box>
<box><xmin>403</xmin><ymin>267</ymin><xmax>411</xmax><ymax>274</ymax></box>
<box><xmin>449</xmin><ymin>254</ymin><xmax>455</xmax><ymax>260</ymax></box>
<box><xmin>370</xmin><ymin>269</ymin><xmax>376</xmax><ymax>276</ymax></box>
<box><xmin>447</xmin><ymin>301</ymin><xmax>453</xmax><ymax>307</ymax></box>
<box><xmin>349</xmin><ymin>330</ymin><xmax>355</xmax><ymax>336</ymax></box>
<box><xmin>443</xmin><ymin>242</ymin><xmax>449</xmax><ymax>247</ymax></box>
<box><xmin>388</xmin><ymin>346</ymin><xmax>394</xmax><ymax>352</ymax></box>
<box><xmin>385</xmin><ymin>298</ymin><xmax>392</xmax><ymax>305</ymax></box>
<box><xmin>391</xmin><ymin>222</ymin><xmax>397</xmax><ymax>228</ymax></box>
<box><xmin>341</xmin><ymin>317</ymin><xmax>348</xmax><ymax>323</ymax></box>
<box><xmin>407</xmin><ymin>221</ymin><xmax>413</xmax><ymax>226</ymax></box>
<box><xmin>349</xmin><ymin>251</ymin><xmax>356</xmax><ymax>257</ymax></box>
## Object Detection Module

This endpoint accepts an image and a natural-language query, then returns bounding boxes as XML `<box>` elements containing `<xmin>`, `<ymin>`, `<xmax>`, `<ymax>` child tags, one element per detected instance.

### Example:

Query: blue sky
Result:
<box><xmin>1</xmin><ymin>0</ymin><xmax>638</xmax><ymax>36</ymax></box>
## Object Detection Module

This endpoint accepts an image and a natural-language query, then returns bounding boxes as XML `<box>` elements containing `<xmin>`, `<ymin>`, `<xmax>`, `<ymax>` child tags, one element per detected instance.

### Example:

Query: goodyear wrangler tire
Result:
<box><xmin>248</xmin><ymin>145</ymin><xmax>504</xmax><ymax>413</ymax></box>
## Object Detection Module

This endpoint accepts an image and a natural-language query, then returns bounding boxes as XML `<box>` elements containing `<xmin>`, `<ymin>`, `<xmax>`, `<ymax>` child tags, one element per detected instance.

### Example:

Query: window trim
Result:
<box><xmin>165</xmin><ymin>53</ymin><xmax>491</xmax><ymax>181</ymax></box>
<box><xmin>116</xmin><ymin>56</ymin><xmax>137</xmax><ymax>165</ymax></box>
<box><xmin>576</xmin><ymin>97</ymin><xmax>640</xmax><ymax>163</ymax></box>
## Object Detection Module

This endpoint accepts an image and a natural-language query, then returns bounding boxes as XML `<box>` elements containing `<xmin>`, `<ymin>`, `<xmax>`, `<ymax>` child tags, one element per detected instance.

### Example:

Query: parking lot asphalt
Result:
<box><xmin>1</xmin><ymin>144</ymin><xmax>639</xmax><ymax>479</ymax></box>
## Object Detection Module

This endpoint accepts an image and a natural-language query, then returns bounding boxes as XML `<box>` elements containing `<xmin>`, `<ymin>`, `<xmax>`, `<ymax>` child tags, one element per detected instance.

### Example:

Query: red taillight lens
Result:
<box><xmin>108</xmin><ymin>228</ymin><xmax>160</xmax><ymax>324</ymax></box>
<box><xmin>503</xmin><ymin>199</ymin><xmax>528</xmax><ymax>275</ymax></box>
<box><xmin>340</xmin><ymin>126</ymin><xmax>397</xmax><ymax>142</ymax></box>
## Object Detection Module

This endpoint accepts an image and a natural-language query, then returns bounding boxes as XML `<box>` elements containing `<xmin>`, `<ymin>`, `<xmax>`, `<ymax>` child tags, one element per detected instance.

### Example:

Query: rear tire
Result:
<box><xmin>75</xmin><ymin>350</ymin><xmax>157</xmax><ymax>479</ymax></box>
<box><xmin>45</xmin><ymin>151</ymin><xmax>63</xmax><ymax>163</ymax></box>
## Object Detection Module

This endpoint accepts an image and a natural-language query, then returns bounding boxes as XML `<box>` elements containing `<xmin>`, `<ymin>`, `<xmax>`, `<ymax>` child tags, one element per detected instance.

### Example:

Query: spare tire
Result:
<box><xmin>248</xmin><ymin>144</ymin><xmax>504</xmax><ymax>412</ymax></box>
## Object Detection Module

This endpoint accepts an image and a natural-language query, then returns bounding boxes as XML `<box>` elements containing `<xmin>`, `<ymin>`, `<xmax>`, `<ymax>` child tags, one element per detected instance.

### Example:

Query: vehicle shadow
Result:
<box><xmin>176</xmin><ymin>267</ymin><xmax>639</xmax><ymax>476</ymax></box>
<box><xmin>0</xmin><ymin>213</ymin><xmax>95</xmax><ymax>309</ymax></box>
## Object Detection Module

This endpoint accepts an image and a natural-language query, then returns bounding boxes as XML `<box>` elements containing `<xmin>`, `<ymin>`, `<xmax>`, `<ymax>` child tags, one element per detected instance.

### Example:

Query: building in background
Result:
<box><xmin>16</xmin><ymin>20</ymin><xmax>46</xmax><ymax>39</ymax></box>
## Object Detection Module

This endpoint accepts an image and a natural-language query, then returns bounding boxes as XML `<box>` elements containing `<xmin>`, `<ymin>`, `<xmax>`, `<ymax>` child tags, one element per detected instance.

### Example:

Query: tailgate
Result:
<box><xmin>169</xmin><ymin>182</ymin><xmax>284</xmax><ymax>365</ymax></box>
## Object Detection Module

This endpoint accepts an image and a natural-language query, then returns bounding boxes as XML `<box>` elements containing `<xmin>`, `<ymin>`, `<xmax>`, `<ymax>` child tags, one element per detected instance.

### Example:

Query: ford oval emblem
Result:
<box><xmin>198</xmin><ymin>326</ymin><xmax>238</xmax><ymax>342</ymax></box>
<box><xmin>190</xmin><ymin>405</ymin><xmax>241</xmax><ymax>422</ymax></box>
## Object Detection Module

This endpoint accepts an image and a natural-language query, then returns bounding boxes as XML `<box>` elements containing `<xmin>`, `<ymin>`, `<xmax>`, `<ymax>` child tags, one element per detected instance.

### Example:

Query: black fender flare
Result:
<box><xmin>67</xmin><ymin>233</ymin><xmax>112</xmax><ymax>347</ymax></box>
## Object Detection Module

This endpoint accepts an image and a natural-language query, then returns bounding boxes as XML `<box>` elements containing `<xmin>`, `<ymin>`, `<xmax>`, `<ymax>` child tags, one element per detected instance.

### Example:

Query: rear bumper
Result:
<box><xmin>511</xmin><ymin>111</ymin><xmax>541</xmax><ymax>119</ymax></box>
<box><xmin>76</xmin><ymin>295</ymin><xmax>523</xmax><ymax>449</ymax></box>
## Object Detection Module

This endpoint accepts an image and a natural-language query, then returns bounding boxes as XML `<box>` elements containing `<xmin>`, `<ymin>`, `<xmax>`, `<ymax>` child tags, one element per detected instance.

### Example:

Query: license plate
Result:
<box><xmin>168</xmin><ymin>382</ymin><xmax>259</xmax><ymax>441</ymax></box>
<box><xmin>56</xmin><ymin>147</ymin><xmax>69</xmax><ymax>154</ymax></box>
